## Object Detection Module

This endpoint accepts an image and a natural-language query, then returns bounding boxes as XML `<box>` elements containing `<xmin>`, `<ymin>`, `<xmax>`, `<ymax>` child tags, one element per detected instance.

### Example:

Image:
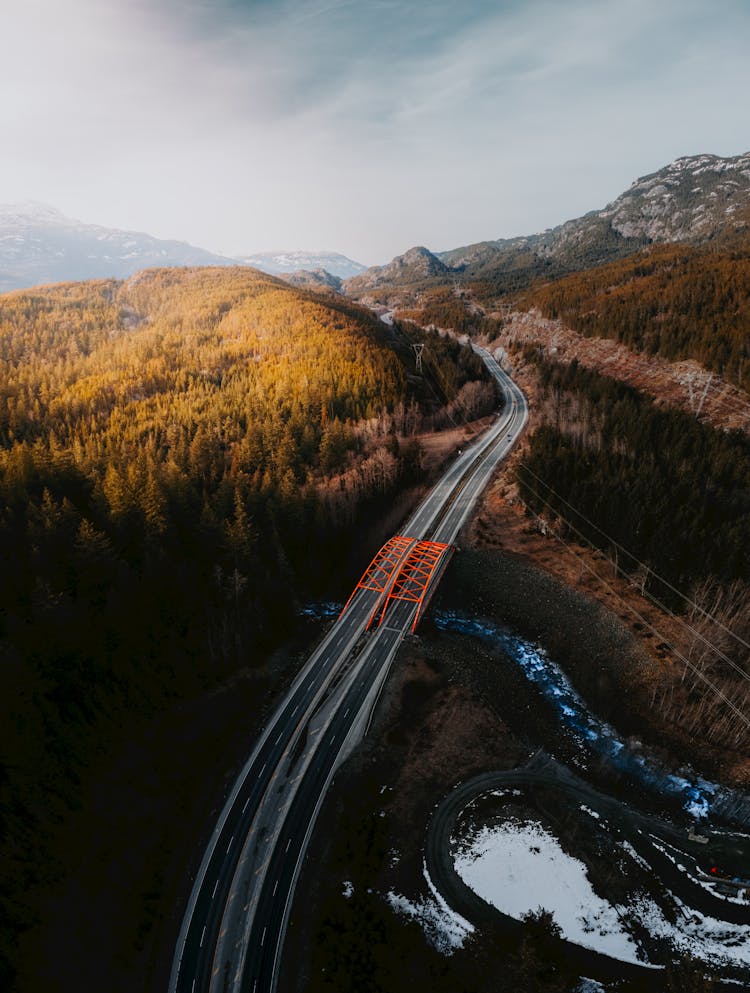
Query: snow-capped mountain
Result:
<box><xmin>0</xmin><ymin>202</ymin><xmax>236</xmax><ymax>292</ymax></box>
<box><xmin>235</xmin><ymin>250</ymin><xmax>366</xmax><ymax>280</ymax></box>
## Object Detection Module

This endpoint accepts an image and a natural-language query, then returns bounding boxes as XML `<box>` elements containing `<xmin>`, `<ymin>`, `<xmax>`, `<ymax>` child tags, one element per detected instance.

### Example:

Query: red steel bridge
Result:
<box><xmin>340</xmin><ymin>534</ymin><xmax>455</xmax><ymax>633</ymax></box>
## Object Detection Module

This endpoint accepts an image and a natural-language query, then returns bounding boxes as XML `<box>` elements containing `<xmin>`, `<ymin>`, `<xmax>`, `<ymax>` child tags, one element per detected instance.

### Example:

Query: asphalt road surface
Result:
<box><xmin>169</xmin><ymin>348</ymin><xmax>528</xmax><ymax>993</ymax></box>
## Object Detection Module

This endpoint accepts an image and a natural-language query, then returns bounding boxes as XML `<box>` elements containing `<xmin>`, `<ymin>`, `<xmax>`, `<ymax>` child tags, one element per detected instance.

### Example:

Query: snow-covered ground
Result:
<box><xmin>452</xmin><ymin>813</ymin><xmax>750</xmax><ymax>969</ymax></box>
<box><xmin>454</xmin><ymin>817</ymin><xmax>649</xmax><ymax>966</ymax></box>
<box><xmin>387</xmin><ymin>860</ymin><xmax>475</xmax><ymax>954</ymax></box>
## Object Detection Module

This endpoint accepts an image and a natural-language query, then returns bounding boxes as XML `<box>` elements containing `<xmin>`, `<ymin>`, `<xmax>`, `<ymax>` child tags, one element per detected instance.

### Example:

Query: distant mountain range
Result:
<box><xmin>0</xmin><ymin>202</ymin><xmax>366</xmax><ymax>293</ymax></box>
<box><xmin>0</xmin><ymin>202</ymin><xmax>235</xmax><ymax>293</ymax></box>
<box><xmin>4</xmin><ymin>152</ymin><xmax>749</xmax><ymax>298</ymax></box>
<box><xmin>235</xmin><ymin>251</ymin><xmax>365</xmax><ymax>280</ymax></box>
<box><xmin>344</xmin><ymin>151</ymin><xmax>750</xmax><ymax>302</ymax></box>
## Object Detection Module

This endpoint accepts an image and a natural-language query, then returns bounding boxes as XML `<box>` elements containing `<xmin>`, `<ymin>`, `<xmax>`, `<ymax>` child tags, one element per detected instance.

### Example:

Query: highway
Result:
<box><xmin>169</xmin><ymin>346</ymin><xmax>528</xmax><ymax>993</ymax></box>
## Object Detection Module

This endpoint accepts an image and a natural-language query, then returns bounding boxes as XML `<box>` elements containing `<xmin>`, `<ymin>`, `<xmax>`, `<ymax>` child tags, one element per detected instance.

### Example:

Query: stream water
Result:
<box><xmin>298</xmin><ymin>601</ymin><xmax>750</xmax><ymax>826</ymax></box>
<box><xmin>434</xmin><ymin>611</ymin><xmax>750</xmax><ymax>827</ymax></box>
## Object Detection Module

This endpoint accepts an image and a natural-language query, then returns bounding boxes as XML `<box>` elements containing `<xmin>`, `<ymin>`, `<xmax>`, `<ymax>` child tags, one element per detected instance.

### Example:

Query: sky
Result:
<box><xmin>2</xmin><ymin>0</ymin><xmax>749</xmax><ymax>265</ymax></box>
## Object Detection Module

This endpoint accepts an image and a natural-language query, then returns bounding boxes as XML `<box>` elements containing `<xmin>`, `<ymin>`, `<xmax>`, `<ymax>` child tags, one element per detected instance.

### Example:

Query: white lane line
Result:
<box><xmin>211</xmin><ymin>879</ymin><xmax>218</xmax><ymax>900</ymax></box>
<box><xmin>199</xmin><ymin>925</ymin><xmax>206</xmax><ymax>948</ymax></box>
<box><xmin>226</xmin><ymin>835</ymin><xmax>234</xmax><ymax>854</ymax></box>
<box><xmin>259</xmin><ymin>762</ymin><xmax>267</xmax><ymax>776</ymax></box>
<box><xmin>192</xmin><ymin>980</ymin><xmax>196</xmax><ymax>993</ymax></box>
<box><xmin>285</xmin><ymin>838</ymin><xmax>292</xmax><ymax>852</ymax></box>
<box><xmin>273</xmin><ymin>878</ymin><xmax>279</xmax><ymax>896</ymax></box>
<box><xmin>242</xmin><ymin>797</ymin><xmax>250</xmax><ymax>814</ymax></box>
<box><xmin>275</xmin><ymin>732</ymin><xmax>284</xmax><ymax>745</ymax></box>
<box><xmin>343</xmin><ymin>708</ymin><xmax>350</xmax><ymax>718</ymax></box>
<box><xmin>261</xmin><ymin>926</ymin><xmax>267</xmax><ymax>947</ymax></box>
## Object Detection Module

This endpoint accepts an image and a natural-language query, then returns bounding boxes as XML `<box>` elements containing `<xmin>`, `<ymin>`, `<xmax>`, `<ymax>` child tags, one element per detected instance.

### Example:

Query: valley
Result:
<box><xmin>3</xmin><ymin>148</ymin><xmax>750</xmax><ymax>993</ymax></box>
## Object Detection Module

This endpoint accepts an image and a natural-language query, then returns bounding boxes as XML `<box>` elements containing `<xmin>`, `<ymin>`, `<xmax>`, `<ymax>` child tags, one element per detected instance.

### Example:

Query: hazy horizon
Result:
<box><xmin>3</xmin><ymin>0</ymin><xmax>749</xmax><ymax>265</ymax></box>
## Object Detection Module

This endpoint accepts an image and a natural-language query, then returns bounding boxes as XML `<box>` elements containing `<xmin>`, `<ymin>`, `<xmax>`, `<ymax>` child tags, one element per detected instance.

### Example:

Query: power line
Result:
<box><xmin>388</xmin><ymin>317</ymin><xmax>483</xmax><ymax>435</ymax></box>
<box><xmin>517</xmin><ymin>476</ymin><xmax>750</xmax><ymax>732</ymax></box>
<box><xmin>518</xmin><ymin>470</ymin><xmax>750</xmax><ymax>687</ymax></box>
<box><xmin>517</xmin><ymin>461</ymin><xmax>750</xmax><ymax>656</ymax></box>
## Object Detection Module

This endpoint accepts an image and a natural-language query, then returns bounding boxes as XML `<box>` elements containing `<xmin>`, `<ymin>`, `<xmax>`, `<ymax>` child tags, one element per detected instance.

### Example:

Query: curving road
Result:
<box><xmin>169</xmin><ymin>347</ymin><xmax>528</xmax><ymax>993</ymax></box>
<box><xmin>425</xmin><ymin>754</ymin><xmax>750</xmax><ymax>985</ymax></box>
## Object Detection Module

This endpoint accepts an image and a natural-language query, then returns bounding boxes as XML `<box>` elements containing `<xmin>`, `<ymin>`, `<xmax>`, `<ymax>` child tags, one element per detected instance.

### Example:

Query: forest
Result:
<box><xmin>0</xmin><ymin>266</ymin><xmax>492</xmax><ymax>986</ymax></box>
<box><xmin>518</xmin><ymin>244</ymin><xmax>750</xmax><ymax>391</ymax></box>
<box><xmin>517</xmin><ymin>355</ymin><xmax>750</xmax><ymax>749</ymax></box>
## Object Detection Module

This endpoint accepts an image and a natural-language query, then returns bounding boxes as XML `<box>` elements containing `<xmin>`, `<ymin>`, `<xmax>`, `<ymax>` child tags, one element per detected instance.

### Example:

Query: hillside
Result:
<box><xmin>344</xmin><ymin>246</ymin><xmax>450</xmax><ymax>304</ymax></box>
<box><xmin>282</xmin><ymin>267</ymin><xmax>343</xmax><ymax>292</ymax></box>
<box><xmin>441</xmin><ymin>150</ymin><xmax>750</xmax><ymax>291</ymax></box>
<box><xmin>517</xmin><ymin>244</ymin><xmax>750</xmax><ymax>392</ymax></box>
<box><xmin>0</xmin><ymin>266</ymin><xmax>488</xmax><ymax>989</ymax></box>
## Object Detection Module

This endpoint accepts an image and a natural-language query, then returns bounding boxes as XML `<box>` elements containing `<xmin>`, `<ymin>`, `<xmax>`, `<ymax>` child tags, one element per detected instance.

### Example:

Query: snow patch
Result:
<box><xmin>386</xmin><ymin>878</ymin><xmax>474</xmax><ymax>954</ymax></box>
<box><xmin>453</xmin><ymin>817</ymin><xmax>650</xmax><ymax>966</ymax></box>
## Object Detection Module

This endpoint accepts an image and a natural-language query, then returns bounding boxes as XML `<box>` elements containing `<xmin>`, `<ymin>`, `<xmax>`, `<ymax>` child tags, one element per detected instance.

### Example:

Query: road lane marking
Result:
<box><xmin>199</xmin><ymin>925</ymin><xmax>206</xmax><ymax>948</ymax></box>
<box><xmin>273</xmin><ymin>879</ymin><xmax>279</xmax><ymax>896</ymax></box>
<box><xmin>261</xmin><ymin>927</ymin><xmax>267</xmax><ymax>946</ymax></box>
<box><xmin>259</xmin><ymin>762</ymin><xmax>266</xmax><ymax>776</ymax></box>
<box><xmin>286</xmin><ymin>838</ymin><xmax>292</xmax><ymax>852</ymax></box>
<box><xmin>226</xmin><ymin>835</ymin><xmax>234</xmax><ymax>854</ymax></box>
<box><xmin>211</xmin><ymin>879</ymin><xmax>218</xmax><ymax>900</ymax></box>
<box><xmin>242</xmin><ymin>797</ymin><xmax>250</xmax><ymax>814</ymax></box>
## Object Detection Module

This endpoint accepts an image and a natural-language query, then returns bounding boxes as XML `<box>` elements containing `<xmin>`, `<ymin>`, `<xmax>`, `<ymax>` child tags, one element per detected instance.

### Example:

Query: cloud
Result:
<box><xmin>0</xmin><ymin>0</ymin><xmax>748</xmax><ymax>262</ymax></box>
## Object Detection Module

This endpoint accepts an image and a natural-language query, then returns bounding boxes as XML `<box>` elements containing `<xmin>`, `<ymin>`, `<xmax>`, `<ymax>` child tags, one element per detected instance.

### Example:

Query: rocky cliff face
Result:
<box><xmin>344</xmin><ymin>246</ymin><xmax>449</xmax><ymax>297</ymax></box>
<box><xmin>598</xmin><ymin>152</ymin><xmax>750</xmax><ymax>243</ymax></box>
<box><xmin>437</xmin><ymin>152</ymin><xmax>750</xmax><ymax>283</ymax></box>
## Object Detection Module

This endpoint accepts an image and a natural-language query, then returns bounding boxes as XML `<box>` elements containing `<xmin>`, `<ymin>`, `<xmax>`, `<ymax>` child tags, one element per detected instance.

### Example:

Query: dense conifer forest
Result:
<box><xmin>519</xmin><ymin>245</ymin><xmax>750</xmax><ymax>391</ymax></box>
<box><xmin>518</xmin><ymin>356</ymin><xmax>750</xmax><ymax>749</ymax></box>
<box><xmin>0</xmin><ymin>266</ymin><xmax>490</xmax><ymax>983</ymax></box>
<box><xmin>519</xmin><ymin>358</ymin><xmax>750</xmax><ymax>594</ymax></box>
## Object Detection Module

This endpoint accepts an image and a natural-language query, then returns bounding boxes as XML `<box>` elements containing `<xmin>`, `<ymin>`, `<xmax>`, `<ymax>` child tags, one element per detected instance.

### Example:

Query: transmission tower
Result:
<box><xmin>412</xmin><ymin>343</ymin><xmax>425</xmax><ymax>373</ymax></box>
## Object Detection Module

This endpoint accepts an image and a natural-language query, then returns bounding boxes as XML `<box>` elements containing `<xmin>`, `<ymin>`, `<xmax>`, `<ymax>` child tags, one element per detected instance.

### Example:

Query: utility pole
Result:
<box><xmin>412</xmin><ymin>343</ymin><xmax>425</xmax><ymax>373</ymax></box>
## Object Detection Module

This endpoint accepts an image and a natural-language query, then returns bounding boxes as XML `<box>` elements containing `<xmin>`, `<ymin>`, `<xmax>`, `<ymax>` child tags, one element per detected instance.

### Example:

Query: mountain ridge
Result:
<box><xmin>235</xmin><ymin>250</ymin><xmax>365</xmax><ymax>279</ymax></box>
<box><xmin>0</xmin><ymin>201</ymin><xmax>237</xmax><ymax>292</ymax></box>
<box><xmin>0</xmin><ymin>202</ymin><xmax>366</xmax><ymax>293</ymax></box>
<box><xmin>344</xmin><ymin>151</ymin><xmax>750</xmax><ymax>303</ymax></box>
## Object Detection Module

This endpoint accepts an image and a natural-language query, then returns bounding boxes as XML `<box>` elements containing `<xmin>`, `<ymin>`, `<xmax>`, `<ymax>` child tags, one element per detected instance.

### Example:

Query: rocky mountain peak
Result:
<box><xmin>344</xmin><ymin>245</ymin><xmax>449</xmax><ymax>299</ymax></box>
<box><xmin>598</xmin><ymin>151</ymin><xmax>750</xmax><ymax>242</ymax></box>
